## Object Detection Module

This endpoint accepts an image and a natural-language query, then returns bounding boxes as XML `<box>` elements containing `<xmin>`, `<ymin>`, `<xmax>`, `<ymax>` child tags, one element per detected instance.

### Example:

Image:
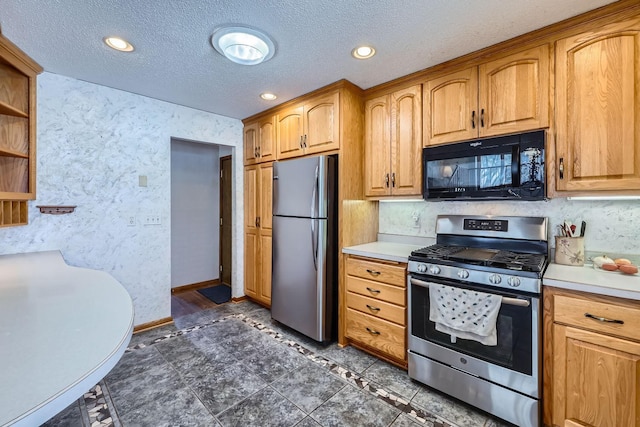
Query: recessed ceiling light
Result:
<box><xmin>260</xmin><ymin>92</ymin><xmax>277</xmax><ymax>101</ymax></box>
<box><xmin>352</xmin><ymin>45</ymin><xmax>376</xmax><ymax>59</ymax></box>
<box><xmin>211</xmin><ymin>26</ymin><xmax>275</xmax><ymax>65</ymax></box>
<box><xmin>104</xmin><ymin>36</ymin><xmax>134</xmax><ymax>52</ymax></box>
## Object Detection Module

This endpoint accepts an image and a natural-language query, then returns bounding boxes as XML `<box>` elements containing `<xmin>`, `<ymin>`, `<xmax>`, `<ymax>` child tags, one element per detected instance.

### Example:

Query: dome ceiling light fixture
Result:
<box><xmin>103</xmin><ymin>36</ymin><xmax>134</xmax><ymax>52</ymax></box>
<box><xmin>352</xmin><ymin>45</ymin><xmax>376</xmax><ymax>59</ymax></box>
<box><xmin>211</xmin><ymin>26</ymin><xmax>275</xmax><ymax>65</ymax></box>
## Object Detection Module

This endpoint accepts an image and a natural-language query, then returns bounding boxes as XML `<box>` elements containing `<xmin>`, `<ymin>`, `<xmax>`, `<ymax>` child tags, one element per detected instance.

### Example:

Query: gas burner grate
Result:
<box><xmin>489</xmin><ymin>251</ymin><xmax>547</xmax><ymax>272</ymax></box>
<box><xmin>410</xmin><ymin>244</ymin><xmax>465</xmax><ymax>260</ymax></box>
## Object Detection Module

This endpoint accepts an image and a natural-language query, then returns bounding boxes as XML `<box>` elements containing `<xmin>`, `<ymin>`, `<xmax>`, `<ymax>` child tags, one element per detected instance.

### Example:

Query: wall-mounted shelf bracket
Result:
<box><xmin>36</xmin><ymin>205</ymin><xmax>77</xmax><ymax>215</ymax></box>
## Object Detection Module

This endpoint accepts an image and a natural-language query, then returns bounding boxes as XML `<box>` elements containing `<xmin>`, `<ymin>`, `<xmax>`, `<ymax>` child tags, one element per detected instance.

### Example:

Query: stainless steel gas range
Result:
<box><xmin>407</xmin><ymin>215</ymin><xmax>548</xmax><ymax>427</ymax></box>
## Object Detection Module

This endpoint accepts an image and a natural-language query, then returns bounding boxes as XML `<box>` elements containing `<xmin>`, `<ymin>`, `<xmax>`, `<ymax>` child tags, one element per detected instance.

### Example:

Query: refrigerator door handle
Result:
<box><xmin>311</xmin><ymin>164</ymin><xmax>319</xmax><ymax>218</ymax></box>
<box><xmin>311</xmin><ymin>219</ymin><xmax>318</xmax><ymax>271</ymax></box>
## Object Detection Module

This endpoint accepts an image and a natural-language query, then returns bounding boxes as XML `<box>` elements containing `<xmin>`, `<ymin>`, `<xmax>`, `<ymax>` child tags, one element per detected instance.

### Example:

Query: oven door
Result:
<box><xmin>408</xmin><ymin>274</ymin><xmax>540</xmax><ymax>398</ymax></box>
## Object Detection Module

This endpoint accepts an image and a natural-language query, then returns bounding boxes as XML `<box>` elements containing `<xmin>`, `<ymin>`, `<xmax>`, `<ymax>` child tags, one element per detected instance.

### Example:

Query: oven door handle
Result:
<box><xmin>409</xmin><ymin>278</ymin><xmax>530</xmax><ymax>307</ymax></box>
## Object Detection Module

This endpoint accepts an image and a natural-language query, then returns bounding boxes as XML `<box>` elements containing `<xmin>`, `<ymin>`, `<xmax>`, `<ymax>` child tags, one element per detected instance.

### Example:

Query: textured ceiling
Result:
<box><xmin>0</xmin><ymin>0</ymin><xmax>618</xmax><ymax>120</ymax></box>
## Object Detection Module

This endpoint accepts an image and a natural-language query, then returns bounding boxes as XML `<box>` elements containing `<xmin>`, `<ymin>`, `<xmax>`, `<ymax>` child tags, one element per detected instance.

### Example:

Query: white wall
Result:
<box><xmin>379</xmin><ymin>199</ymin><xmax>640</xmax><ymax>256</ymax></box>
<box><xmin>170</xmin><ymin>139</ymin><xmax>220</xmax><ymax>288</ymax></box>
<box><xmin>0</xmin><ymin>72</ymin><xmax>244</xmax><ymax>326</ymax></box>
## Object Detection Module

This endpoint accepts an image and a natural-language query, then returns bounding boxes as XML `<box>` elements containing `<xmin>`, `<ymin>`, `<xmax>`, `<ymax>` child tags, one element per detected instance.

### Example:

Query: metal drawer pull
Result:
<box><xmin>585</xmin><ymin>313</ymin><xmax>624</xmax><ymax>324</ymax></box>
<box><xmin>366</xmin><ymin>327</ymin><xmax>380</xmax><ymax>335</ymax></box>
<box><xmin>409</xmin><ymin>278</ymin><xmax>530</xmax><ymax>307</ymax></box>
<box><xmin>365</xmin><ymin>287</ymin><xmax>381</xmax><ymax>294</ymax></box>
<box><xmin>366</xmin><ymin>304</ymin><xmax>380</xmax><ymax>312</ymax></box>
<box><xmin>366</xmin><ymin>269</ymin><xmax>381</xmax><ymax>276</ymax></box>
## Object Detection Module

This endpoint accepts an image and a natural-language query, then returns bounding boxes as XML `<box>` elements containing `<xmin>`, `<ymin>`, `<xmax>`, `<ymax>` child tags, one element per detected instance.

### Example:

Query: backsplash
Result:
<box><xmin>379</xmin><ymin>199</ymin><xmax>640</xmax><ymax>255</ymax></box>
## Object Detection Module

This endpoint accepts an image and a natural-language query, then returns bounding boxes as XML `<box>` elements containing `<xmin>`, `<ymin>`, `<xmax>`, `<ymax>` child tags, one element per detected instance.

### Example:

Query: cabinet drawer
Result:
<box><xmin>346</xmin><ymin>291</ymin><xmax>406</xmax><ymax>326</ymax></box>
<box><xmin>554</xmin><ymin>294</ymin><xmax>640</xmax><ymax>342</ymax></box>
<box><xmin>346</xmin><ymin>257</ymin><xmax>406</xmax><ymax>287</ymax></box>
<box><xmin>345</xmin><ymin>308</ymin><xmax>406</xmax><ymax>361</ymax></box>
<box><xmin>346</xmin><ymin>275</ymin><xmax>405</xmax><ymax>306</ymax></box>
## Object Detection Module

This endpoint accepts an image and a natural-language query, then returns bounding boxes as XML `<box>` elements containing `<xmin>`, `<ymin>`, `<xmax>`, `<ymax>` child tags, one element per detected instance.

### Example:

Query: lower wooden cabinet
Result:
<box><xmin>345</xmin><ymin>256</ymin><xmax>407</xmax><ymax>367</ymax></box>
<box><xmin>544</xmin><ymin>287</ymin><xmax>640</xmax><ymax>427</ymax></box>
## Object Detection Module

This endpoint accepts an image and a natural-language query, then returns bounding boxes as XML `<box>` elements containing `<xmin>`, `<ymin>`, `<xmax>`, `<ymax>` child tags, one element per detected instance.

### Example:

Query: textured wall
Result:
<box><xmin>0</xmin><ymin>73</ymin><xmax>243</xmax><ymax>326</ymax></box>
<box><xmin>379</xmin><ymin>199</ymin><xmax>640</xmax><ymax>256</ymax></box>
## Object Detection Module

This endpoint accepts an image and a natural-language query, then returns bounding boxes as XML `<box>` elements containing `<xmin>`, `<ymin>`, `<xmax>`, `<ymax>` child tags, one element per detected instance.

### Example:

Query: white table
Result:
<box><xmin>0</xmin><ymin>251</ymin><xmax>134</xmax><ymax>426</ymax></box>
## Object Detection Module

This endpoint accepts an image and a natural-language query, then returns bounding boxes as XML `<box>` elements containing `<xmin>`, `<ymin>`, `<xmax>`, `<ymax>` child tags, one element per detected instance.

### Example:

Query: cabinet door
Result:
<box><xmin>390</xmin><ymin>85</ymin><xmax>422</xmax><ymax>196</ymax></box>
<box><xmin>243</xmin><ymin>122</ymin><xmax>258</xmax><ymax>165</ymax></box>
<box><xmin>424</xmin><ymin>67</ymin><xmax>478</xmax><ymax>145</ymax></box>
<box><xmin>258</xmin><ymin>229</ymin><xmax>272</xmax><ymax>305</ymax></box>
<box><xmin>244</xmin><ymin>230</ymin><xmax>259</xmax><ymax>299</ymax></box>
<box><xmin>276</xmin><ymin>105</ymin><xmax>303</xmax><ymax>160</ymax></box>
<box><xmin>478</xmin><ymin>44</ymin><xmax>550</xmax><ymax>137</ymax></box>
<box><xmin>555</xmin><ymin>18</ymin><xmax>640</xmax><ymax>191</ymax></box>
<box><xmin>258</xmin><ymin>163</ymin><xmax>272</xmax><ymax>230</ymax></box>
<box><xmin>364</xmin><ymin>94</ymin><xmax>391</xmax><ymax>197</ymax></box>
<box><xmin>257</xmin><ymin>116</ymin><xmax>275</xmax><ymax>163</ymax></box>
<box><xmin>304</xmin><ymin>91</ymin><xmax>340</xmax><ymax>155</ymax></box>
<box><xmin>244</xmin><ymin>166</ymin><xmax>258</xmax><ymax>230</ymax></box>
<box><xmin>553</xmin><ymin>325</ymin><xmax>640</xmax><ymax>427</ymax></box>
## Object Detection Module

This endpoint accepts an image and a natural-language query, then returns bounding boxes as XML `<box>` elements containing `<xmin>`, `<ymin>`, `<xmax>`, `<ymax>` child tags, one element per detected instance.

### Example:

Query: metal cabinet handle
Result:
<box><xmin>299</xmin><ymin>136</ymin><xmax>303</xmax><ymax>148</ymax></box>
<box><xmin>256</xmin><ymin>217</ymin><xmax>261</xmax><ymax>228</ymax></box>
<box><xmin>471</xmin><ymin>110</ymin><xmax>476</xmax><ymax>129</ymax></box>
<box><xmin>480</xmin><ymin>108</ymin><xmax>485</xmax><ymax>127</ymax></box>
<box><xmin>391</xmin><ymin>172</ymin><xmax>396</xmax><ymax>188</ymax></box>
<box><xmin>366</xmin><ymin>327</ymin><xmax>380</xmax><ymax>335</ymax></box>
<box><xmin>585</xmin><ymin>313</ymin><xmax>624</xmax><ymax>324</ymax></box>
<box><xmin>559</xmin><ymin>157</ymin><xmax>564</xmax><ymax>180</ymax></box>
<box><xmin>366</xmin><ymin>304</ymin><xmax>380</xmax><ymax>312</ymax></box>
<box><xmin>303</xmin><ymin>134</ymin><xmax>307</xmax><ymax>148</ymax></box>
<box><xmin>365</xmin><ymin>287</ymin><xmax>381</xmax><ymax>294</ymax></box>
<box><xmin>385</xmin><ymin>173</ymin><xmax>389</xmax><ymax>188</ymax></box>
<box><xmin>366</xmin><ymin>269</ymin><xmax>381</xmax><ymax>276</ymax></box>
<box><xmin>257</xmin><ymin>146</ymin><xmax>261</xmax><ymax>157</ymax></box>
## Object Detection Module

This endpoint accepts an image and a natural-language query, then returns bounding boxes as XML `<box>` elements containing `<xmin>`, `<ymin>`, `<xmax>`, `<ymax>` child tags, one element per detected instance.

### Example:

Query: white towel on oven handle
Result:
<box><xmin>428</xmin><ymin>283</ymin><xmax>502</xmax><ymax>346</ymax></box>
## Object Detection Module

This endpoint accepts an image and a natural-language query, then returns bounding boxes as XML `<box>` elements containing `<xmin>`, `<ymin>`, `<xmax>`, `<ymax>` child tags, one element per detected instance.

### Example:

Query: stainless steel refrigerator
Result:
<box><xmin>271</xmin><ymin>154</ymin><xmax>338</xmax><ymax>343</ymax></box>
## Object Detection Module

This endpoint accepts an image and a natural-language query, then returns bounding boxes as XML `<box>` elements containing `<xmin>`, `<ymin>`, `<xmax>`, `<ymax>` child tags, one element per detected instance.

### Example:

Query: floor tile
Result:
<box><xmin>363</xmin><ymin>360</ymin><xmax>421</xmax><ymax>401</ymax></box>
<box><xmin>271</xmin><ymin>362</ymin><xmax>347</xmax><ymax>413</ymax></box>
<box><xmin>243</xmin><ymin>338</ymin><xmax>311</xmax><ymax>383</ymax></box>
<box><xmin>128</xmin><ymin>323</ymin><xmax>178</xmax><ymax>348</ymax></box>
<box><xmin>41</xmin><ymin>399</ymin><xmax>85</xmax><ymax>427</ymax></box>
<box><xmin>295</xmin><ymin>417</ymin><xmax>323</xmax><ymax>427</ymax></box>
<box><xmin>186</xmin><ymin>360</ymin><xmax>267</xmax><ymax>416</ymax></box>
<box><xmin>153</xmin><ymin>332</ymin><xmax>214</xmax><ymax>364</ymax></box>
<box><xmin>217</xmin><ymin>386</ymin><xmax>306</xmax><ymax>427</ymax></box>
<box><xmin>172</xmin><ymin>304</ymin><xmax>236</xmax><ymax>329</ymax></box>
<box><xmin>107</xmin><ymin>362</ymin><xmax>185</xmax><ymax>415</ymax></box>
<box><xmin>104</xmin><ymin>345</ymin><xmax>166</xmax><ymax>385</ymax></box>
<box><xmin>317</xmin><ymin>343</ymin><xmax>378</xmax><ymax>373</ymax></box>
<box><xmin>117</xmin><ymin>386</ymin><xmax>218</xmax><ymax>427</ymax></box>
<box><xmin>310</xmin><ymin>384</ymin><xmax>400</xmax><ymax>427</ymax></box>
<box><xmin>389</xmin><ymin>413</ymin><xmax>429</xmax><ymax>427</ymax></box>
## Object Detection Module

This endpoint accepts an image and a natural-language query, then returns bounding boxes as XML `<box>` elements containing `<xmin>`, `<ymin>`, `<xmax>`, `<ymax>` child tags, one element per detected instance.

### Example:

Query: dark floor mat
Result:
<box><xmin>197</xmin><ymin>285</ymin><xmax>231</xmax><ymax>304</ymax></box>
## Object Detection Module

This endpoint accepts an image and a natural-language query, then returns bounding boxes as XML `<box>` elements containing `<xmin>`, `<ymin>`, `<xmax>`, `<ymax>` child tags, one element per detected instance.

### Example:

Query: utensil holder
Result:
<box><xmin>554</xmin><ymin>236</ymin><xmax>585</xmax><ymax>266</ymax></box>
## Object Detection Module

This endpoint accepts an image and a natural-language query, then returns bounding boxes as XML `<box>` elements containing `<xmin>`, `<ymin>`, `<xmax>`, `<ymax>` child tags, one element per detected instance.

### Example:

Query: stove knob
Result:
<box><xmin>429</xmin><ymin>265</ymin><xmax>441</xmax><ymax>275</ymax></box>
<box><xmin>457</xmin><ymin>269</ymin><xmax>469</xmax><ymax>280</ymax></box>
<box><xmin>417</xmin><ymin>264</ymin><xmax>427</xmax><ymax>273</ymax></box>
<box><xmin>508</xmin><ymin>277</ymin><xmax>521</xmax><ymax>287</ymax></box>
<box><xmin>489</xmin><ymin>274</ymin><xmax>502</xmax><ymax>284</ymax></box>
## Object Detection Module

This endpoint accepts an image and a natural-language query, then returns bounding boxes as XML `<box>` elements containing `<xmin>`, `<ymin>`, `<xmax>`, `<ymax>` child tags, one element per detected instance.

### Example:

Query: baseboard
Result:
<box><xmin>171</xmin><ymin>279</ymin><xmax>221</xmax><ymax>294</ymax></box>
<box><xmin>133</xmin><ymin>316</ymin><xmax>174</xmax><ymax>334</ymax></box>
<box><xmin>231</xmin><ymin>295</ymin><xmax>247</xmax><ymax>303</ymax></box>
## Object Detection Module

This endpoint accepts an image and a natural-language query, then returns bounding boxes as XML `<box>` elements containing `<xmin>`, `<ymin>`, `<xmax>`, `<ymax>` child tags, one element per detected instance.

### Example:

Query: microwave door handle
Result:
<box><xmin>511</xmin><ymin>145</ymin><xmax>520</xmax><ymax>187</ymax></box>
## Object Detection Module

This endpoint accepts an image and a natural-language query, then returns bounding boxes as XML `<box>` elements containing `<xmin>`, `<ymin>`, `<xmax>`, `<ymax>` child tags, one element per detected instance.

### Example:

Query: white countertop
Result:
<box><xmin>342</xmin><ymin>241</ymin><xmax>424</xmax><ymax>263</ymax></box>
<box><xmin>0</xmin><ymin>251</ymin><xmax>134</xmax><ymax>427</ymax></box>
<box><xmin>544</xmin><ymin>262</ymin><xmax>640</xmax><ymax>300</ymax></box>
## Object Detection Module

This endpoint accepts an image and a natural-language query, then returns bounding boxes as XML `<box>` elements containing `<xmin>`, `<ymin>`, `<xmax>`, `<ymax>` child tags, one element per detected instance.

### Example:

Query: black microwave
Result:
<box><xmin>423</xmin><ymin>130</ymin><xmax>545</xmax><ymax>201</ymax></box>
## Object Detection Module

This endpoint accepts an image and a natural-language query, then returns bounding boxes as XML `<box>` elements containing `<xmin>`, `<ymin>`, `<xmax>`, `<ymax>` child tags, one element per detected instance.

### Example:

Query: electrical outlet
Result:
<box><xmin>143</xmin><ymin>213</ymin><xmax>161</xmax><ymax>225</ymax></box>
<box><xmin>127</xmin><ymin>215</ymin><xmax>136</xmax><ymax>226</ymax></box>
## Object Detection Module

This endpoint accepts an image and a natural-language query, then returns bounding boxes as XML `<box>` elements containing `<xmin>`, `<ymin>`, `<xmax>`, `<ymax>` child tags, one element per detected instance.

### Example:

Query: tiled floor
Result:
<box><xmin>43</xmin><ymin>301</ymin><xmax>511</xmax><ymax>427</ymax></box>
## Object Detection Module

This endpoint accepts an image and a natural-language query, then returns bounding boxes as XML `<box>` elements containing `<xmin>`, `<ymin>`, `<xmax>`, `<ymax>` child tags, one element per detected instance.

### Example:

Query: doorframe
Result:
<box><xmin>219</xmin><ymin>155</ymin><xmax>233</xmax><ymax>286</ymax></box>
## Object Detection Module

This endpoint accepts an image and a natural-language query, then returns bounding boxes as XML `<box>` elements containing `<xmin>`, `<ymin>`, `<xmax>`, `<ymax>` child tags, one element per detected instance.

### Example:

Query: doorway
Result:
<box><xmin>219</xmin><ymin>155</ymin><xmax>232</xmax><ymax>286</ymax></box>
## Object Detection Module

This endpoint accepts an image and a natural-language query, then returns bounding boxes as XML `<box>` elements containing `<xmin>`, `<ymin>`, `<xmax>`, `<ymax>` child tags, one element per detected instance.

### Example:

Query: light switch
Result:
<box><xmin>139</xmin><ymin>175</ymin><xmax>148</xmax><ymax>187</ymax></box>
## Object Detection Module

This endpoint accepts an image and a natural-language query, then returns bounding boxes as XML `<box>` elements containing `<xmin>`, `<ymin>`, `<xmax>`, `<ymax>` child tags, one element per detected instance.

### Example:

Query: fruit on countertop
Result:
<box><xmin>614</xmin><ymin>258</ymin><xmax>632</xmax><ymax>266</ymax></box>
<box><xmin>593</xmin><ymin>255</ymin><xmax>615</xmax><ymax>268</ymax></box>
<box><xmin>619</xmin><ymin>264</ymin><xmax>639</xmax><ymax>275</ymax></box>
<box><xmin>601</xmin><ymin>263</ymin><xmax>619</xmax><ymax>271</ymax></box>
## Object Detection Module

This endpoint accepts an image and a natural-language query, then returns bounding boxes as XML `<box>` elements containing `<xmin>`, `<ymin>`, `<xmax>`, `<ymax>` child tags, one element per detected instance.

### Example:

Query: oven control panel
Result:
<box><xmin>464</xmin><ymin>219</ymin><xmax>508</xmax><ymax>232</ymax></box>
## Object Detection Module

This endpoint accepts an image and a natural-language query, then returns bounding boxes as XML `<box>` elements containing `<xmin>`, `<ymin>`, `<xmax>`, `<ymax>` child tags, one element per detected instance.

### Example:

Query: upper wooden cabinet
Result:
<box><xmin>555</xmin><ymin>17</ymin><xmax>640</xmax><ymax>192</ymax></box>
<box><xmin>364</xmin><ymin>85</ymin><xmax>422</xmax><ymax>198</ymax></box>
<box><xmin>276</xmin><ymin>91</ymin><xmax>340</xmax><ymax>160</ymax></box>
<box><xmin>0</xmin><ymin>34</ymin><xmax>42</xmax><ymax>227</ymax></box>
<box><xmin>243</xmin><ymin>115</ymin><xmax>275</xmax><ymax>165</ymax></box>
<box><xmin>424</xmin><ymin>44</ymin><xmax>550</xmax><ymax>145</ymax></box>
